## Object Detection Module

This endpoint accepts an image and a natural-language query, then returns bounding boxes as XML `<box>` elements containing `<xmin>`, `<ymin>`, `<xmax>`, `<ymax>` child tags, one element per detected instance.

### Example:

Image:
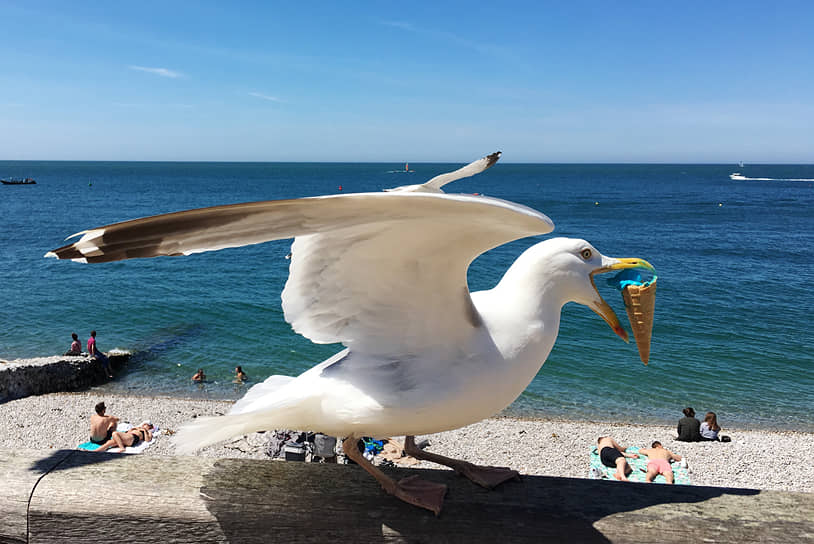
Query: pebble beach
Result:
<box><xmin>2</xmin><ymin>391</ymin><xmax>811</xmax><ymax>494</ymax></box>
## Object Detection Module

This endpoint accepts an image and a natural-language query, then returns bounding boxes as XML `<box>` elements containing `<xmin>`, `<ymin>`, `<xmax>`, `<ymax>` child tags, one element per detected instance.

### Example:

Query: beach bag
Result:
<box><xmin>313</xmin><ymin>434</ymin><xmax>337</xmax><ymax>459</ymax></box>
<box><xmin>284</xmin><ymin>440</ymin><xmax>307</xmax><ymax>461</ymax></box>
<box><xmin>266</xmin><ymin>430</ymin><xmax>290</xmax><ymax>458</ymax></box>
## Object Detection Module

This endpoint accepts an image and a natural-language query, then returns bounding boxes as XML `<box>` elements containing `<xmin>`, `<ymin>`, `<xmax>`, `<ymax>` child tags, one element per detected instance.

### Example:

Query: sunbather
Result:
<box><xmin>94</xmin><ymin>422</ymin><xmax>154</xmax><ymax>453</ymax></box>
<box><xmin>597</xmin><ymin>436</ymin><xmax>639</xmax><ymax>481</ymax></box>
<box><xmin>639</xmin><ymin>441</ymin><xmax>683</xmax><ymax>484</ymax></box>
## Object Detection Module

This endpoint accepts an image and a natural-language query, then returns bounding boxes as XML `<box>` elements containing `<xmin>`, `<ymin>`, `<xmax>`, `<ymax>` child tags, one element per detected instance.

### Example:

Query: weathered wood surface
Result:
<box><xmin>1</xmin><ymin>448</ymin><xmax>812</xmax><ymax>543</ymax></box>
<box><xmin>0</xmin><ymin>450</ymin><xmax>74</xmax><ymax>544</ymax></box>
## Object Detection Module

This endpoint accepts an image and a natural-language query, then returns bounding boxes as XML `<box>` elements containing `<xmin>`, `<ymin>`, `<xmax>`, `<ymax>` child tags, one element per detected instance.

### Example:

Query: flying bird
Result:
<box><xmin>46</xmin><ymin>152</ymin><xmax>654</xmax><ymax>514</ymax></box>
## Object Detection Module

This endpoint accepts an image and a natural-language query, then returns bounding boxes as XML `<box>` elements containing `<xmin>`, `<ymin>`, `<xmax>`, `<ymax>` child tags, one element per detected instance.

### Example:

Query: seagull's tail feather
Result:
<box><xmin>173</xmin><ymin>374</ymin><xmax>307</xmax><ymax>455</ymax></box>
<box><xmin>172</xmin><ymin>413</ymin><xmax>266</xmax><ymax>455</ymax></box>
<box><xmin>230</xmin><ymin>375</ymin><xmax>295</xmax><ymax>415</ymax></box>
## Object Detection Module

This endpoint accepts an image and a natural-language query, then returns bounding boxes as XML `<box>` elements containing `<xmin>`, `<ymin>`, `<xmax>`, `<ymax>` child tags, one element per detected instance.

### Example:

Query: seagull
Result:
<box><xmin>46</xmin><ymin>152</ymin><xmax>654</xmax><ymax>514</ymax></box>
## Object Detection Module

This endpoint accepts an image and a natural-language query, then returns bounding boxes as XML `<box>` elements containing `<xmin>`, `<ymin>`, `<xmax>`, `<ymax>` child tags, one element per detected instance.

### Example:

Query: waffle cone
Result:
<box><xmin>621</xmin><ymin>279</ymin><xmax>657</xmax><ymax>364</ymax></box>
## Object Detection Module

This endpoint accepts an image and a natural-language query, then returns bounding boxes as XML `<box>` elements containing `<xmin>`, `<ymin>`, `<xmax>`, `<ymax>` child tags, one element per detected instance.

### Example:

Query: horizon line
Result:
<box><xmin>2</xmin><ymin>159</ymin><xmax>813</xmax><ymax>166</ymax></box>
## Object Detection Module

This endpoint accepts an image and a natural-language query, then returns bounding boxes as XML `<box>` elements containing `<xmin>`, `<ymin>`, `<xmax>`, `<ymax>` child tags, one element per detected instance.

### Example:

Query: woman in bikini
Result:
<box><xmin>94</xmin><ymin>422</ymin><xmax>154</xmax><ymax>453</ymax></box>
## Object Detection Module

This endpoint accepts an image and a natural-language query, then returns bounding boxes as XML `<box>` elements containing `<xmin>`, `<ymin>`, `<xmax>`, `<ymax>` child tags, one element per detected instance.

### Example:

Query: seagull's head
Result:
<box><xmin>533</xmin><ymin>238</ymin><xmax>654</xmax><ymax>342</ymax></box>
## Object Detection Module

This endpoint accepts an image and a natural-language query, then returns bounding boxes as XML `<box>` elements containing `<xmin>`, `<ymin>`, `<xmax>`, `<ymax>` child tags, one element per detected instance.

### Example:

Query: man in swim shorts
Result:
<box><xmin>89</xmin><ymin>401</ymin><xmax>119</xmax><ymax>445</ymax></box>
<box><xmin>639</xmin><ymin>441</ymin><xmax>683</xmax><ymax>484</ymax></box>
<box><xmin>597</xmin><ymin>436</ymin><xmax>639</xmax><ymax>481</ymax></box>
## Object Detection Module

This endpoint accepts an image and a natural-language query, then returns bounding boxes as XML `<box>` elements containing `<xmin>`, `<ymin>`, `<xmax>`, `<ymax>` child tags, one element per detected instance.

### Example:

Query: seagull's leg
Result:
<box><xmin>403</xmin><ymin>435</ymin><xmax>520</xmax><ymax>489</ymax></box>
<box><xmin>342</xmin><ymin>436</ymin><xmax>447</xmax><ymax>515</ymax></box>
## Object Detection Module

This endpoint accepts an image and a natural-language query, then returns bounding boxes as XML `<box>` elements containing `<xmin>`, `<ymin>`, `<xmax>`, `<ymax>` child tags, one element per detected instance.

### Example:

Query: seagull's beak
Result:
<box><xmin>589</xmin><ymin>258</ymin><xmax>656</xmax><ymax>343</ymax></box>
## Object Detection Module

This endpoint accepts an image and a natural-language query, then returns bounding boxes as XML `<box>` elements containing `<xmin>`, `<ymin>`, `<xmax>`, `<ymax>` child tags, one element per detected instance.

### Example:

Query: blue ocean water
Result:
<box><xmin>2</xmin><ymin>161</ymin><xmax>812</xmax><ymax>431</ymax></box>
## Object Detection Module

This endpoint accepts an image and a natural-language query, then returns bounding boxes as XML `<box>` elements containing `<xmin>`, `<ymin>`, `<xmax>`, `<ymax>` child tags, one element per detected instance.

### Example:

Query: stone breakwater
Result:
<box><xmin>0</xmin><ymin>352</ymin><xmax>130</xmax><ymax>402</ymax></box>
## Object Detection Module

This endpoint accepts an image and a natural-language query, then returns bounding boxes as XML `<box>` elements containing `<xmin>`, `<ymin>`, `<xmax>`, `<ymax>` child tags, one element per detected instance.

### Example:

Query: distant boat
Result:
<box><xmin>1</xmin><ymin>177</ymin><xmax>36</xmax><ymax>185</ymax></box>
<box><xmin>730</xmin><ymin>173</ymin><xmax>747</xmax><ymax>180</ymax></box>
<box><xmin>387</xmin><ymin>163</ymin><xmax>414</xmax><ymax>173</ymax></box>
<box><xmin>739</xmin><ymin>161</ymin><xmax>744</xmax><ymax>168</ymax></box>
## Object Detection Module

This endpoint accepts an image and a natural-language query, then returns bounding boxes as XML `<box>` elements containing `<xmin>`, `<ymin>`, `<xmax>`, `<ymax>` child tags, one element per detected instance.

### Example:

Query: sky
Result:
<box><xmin>1</xmin><ymin>1</ymin><xmax>813</xmax><ymax>163</ymax></box>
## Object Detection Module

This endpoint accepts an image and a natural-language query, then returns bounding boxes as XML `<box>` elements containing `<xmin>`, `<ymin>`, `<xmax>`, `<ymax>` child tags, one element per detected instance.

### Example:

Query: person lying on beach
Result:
<box><xmin>639</xmin><ymin>441</ymin><xmax>683</xmax><ymax>484</ymax></box>
<box><xmin>597</xmin><ymin>436</ymin><xmax>639</xmax><ymax>481</ymax></box>
<box><xmin>192</xmin><ymin>368</ymin><xmax>206</xmax><ymax>382</ymax></box>
<box><xmin>94</xmin><ymin>422</ymin><xmax>154</xmax><ymax>453</ymax></box>
<box><xmin>89</xmin><ymin>401</ymin><xmax>119</xmax><ymax>446</ymax></box>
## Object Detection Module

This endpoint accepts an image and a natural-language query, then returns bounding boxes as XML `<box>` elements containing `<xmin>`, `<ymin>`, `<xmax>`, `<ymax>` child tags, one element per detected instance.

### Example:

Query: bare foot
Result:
<box><xmin>115</xmin><ymin>447</ymin><xmax>126</xmax><ymax>453</ymax></box>
<box><xmin>614</xmin><ymin>472</ymin><xmax>628</xmax><ymax>481</ymax></box>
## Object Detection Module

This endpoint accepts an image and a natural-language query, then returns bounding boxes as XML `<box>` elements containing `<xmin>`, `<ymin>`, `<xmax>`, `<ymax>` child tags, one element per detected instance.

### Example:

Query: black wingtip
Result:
<box><xmin>485</xmin><ymin>151</ymin><xmax>502</xmax><ymax>170</ymax></box>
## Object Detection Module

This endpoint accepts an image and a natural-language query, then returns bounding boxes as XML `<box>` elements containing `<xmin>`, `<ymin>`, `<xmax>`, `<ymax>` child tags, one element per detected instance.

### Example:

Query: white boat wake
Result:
<box><xmin>730</xmin><ymin>173</ymin><xmax>814</xmax><ymax>182</ymax></box>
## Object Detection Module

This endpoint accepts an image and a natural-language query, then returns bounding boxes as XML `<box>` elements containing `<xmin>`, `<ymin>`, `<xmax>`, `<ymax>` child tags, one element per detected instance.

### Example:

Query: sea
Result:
<box><xmin>1</xmin><ymin>161</ymin><xmax>812</xmax><ymax>431</ymax></box>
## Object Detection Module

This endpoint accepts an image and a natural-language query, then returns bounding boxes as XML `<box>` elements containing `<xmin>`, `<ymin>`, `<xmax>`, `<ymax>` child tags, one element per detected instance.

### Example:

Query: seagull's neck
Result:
<box><xmin>473</xmin><ymin>265</ymin><xmax>568</xmax><ymax>369</ymax></box>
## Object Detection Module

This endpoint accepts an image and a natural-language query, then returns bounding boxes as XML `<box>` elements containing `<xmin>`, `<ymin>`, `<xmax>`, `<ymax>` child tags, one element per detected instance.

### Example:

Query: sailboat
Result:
<box><xmin>388</xmin><ymin>163</ymin><xmax>414</xmax><ymax>173</ymax></box>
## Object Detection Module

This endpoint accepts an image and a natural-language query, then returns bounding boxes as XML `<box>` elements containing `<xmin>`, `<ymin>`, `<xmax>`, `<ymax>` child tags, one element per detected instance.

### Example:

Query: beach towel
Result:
<box><xmin>77</xmin><ymin>423</ymin><xmax>161</xmax><ymax>454</ymax></box>
<box><xmin>589</xmin><ymin>446</ymin><xmax>691</xmax><ymax>485</ymax></box>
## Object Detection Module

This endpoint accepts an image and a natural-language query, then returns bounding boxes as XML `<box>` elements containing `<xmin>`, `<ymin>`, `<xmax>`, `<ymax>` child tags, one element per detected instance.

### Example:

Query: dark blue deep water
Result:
<box><xmin>2</xmin><ymin>161</ymin><xmax>812</xmax><ymax>430</ymax></box>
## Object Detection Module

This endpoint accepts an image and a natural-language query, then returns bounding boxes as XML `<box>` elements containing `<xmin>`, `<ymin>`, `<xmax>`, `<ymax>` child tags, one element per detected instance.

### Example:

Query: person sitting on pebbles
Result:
<box><xmin>94</xmin><ymin>421</ymin><xmax>155</xmax><ymax>453</ymax></box>
<box><xmin>89</xmin><ymin>401</ymin><xmax>119</xmax><ymax>446</ymax></box>
<box><xmin>639</xmin><ymin>441</ymin><xmax>683</xmax><ymax>484</ymax></box>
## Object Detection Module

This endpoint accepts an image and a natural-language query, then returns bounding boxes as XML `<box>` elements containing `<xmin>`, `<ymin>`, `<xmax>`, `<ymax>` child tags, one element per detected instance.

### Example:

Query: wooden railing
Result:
<box><xmin>2</xmin><ymin>448</ymin><xmax>811</xmax><ymax>543</ymax></box>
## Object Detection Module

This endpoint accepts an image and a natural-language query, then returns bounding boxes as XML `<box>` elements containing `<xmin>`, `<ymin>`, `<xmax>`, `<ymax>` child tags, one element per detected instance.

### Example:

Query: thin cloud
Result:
<box><xmin>377</xmin><ymin>19</ymin><xmax>511</xmax><ymax>59</ymax></box>
<box><xmin>380</xmin><ymin>20</ymin><xmax>416</xmax><ymax>32</ymax></box>
<box><xmin>129</xmin><ymin>65</ymin><xmax>184</xmax><ymax>78</ymax></box>
<box><xmin>249</xmin><ymin>92</ymin><xmax>283</xmax><ymax>103</ymax></box>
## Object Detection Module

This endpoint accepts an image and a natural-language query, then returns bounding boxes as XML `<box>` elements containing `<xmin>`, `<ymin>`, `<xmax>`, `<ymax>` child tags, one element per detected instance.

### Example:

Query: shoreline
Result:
<box><xmin>1</xmin><ymin>391</ymin><xmax>811</xmax><ymax>494</ymax></box>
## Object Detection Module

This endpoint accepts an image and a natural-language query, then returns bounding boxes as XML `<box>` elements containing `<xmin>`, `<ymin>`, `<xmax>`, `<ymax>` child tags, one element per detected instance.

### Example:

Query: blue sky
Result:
<box><xmin>1</xmin><ymin>1</ymin><xmax>812</xmax><ymax>162</ymax></box>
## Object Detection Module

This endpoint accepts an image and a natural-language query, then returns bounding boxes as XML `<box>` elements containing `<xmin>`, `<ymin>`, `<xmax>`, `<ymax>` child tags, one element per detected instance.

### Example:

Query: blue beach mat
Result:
<box><xmin>589</xmin><ymin>446</ymin><xmax>691</xmax><ymax>485</ymax></box>
<box><xmin>77</xmin><ymin>441</ymin><xmax>101</xmax><ymax>451</ymax></box>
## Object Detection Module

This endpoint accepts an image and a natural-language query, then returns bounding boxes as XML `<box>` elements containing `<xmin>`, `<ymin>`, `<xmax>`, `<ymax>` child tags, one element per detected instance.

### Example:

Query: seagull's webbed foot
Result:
<box><xmin>391</xmin><ymin>475</ymin><xmax>448</xmax><ymax>516</ymax></box>
<box><xmin>342</xmin><ymin>437</ymin><xmax>447</xmax><ymax>515</ymax></box>
<box><xmin>403</xmin><ymin>435</ymin><xmax>521</xmax><ymax>489</ymax></box>
<box><xmin>454</xmin><ymin>463</ymin><xmax>521</xmax><ymax>489</ymax></box>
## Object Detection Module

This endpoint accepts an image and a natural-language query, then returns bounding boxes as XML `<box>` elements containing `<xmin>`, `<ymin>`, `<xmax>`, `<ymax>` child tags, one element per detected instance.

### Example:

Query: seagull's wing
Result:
<box><xmin>423</xmin><ymin>151</ymin><xmax>501</xmax><ymax>191</ymax></box>
<box><xmin>46</xmin><ymin>192</ymin><xmax>553</xmax><ymax>355</ymax></box>
<box><xmin>386</xmin><ymin>151</ymin><xmax>501</xmax><ymax>193</ymax></box>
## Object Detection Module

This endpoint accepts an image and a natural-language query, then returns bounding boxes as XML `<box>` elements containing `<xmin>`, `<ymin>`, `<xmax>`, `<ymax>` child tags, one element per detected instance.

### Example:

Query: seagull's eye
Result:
<box><xmin>580</xmin><ymin>249</ymin><xmax>592</xmax><ymax>260</ymax></box>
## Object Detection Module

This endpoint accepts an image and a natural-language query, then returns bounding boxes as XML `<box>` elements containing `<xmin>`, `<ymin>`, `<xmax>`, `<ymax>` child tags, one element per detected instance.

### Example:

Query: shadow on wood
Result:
<box><xmin>4</xmin><ymin>448</ymin><xmax>812</xmax><ymax>543</ymax></box>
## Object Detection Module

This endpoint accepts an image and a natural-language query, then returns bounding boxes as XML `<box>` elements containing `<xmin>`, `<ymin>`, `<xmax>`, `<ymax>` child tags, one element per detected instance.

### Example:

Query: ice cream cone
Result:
<box><xmin>621</xmin><ymin>279</ymin><xmax>657</xmax><ymax>364</ymax></box>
